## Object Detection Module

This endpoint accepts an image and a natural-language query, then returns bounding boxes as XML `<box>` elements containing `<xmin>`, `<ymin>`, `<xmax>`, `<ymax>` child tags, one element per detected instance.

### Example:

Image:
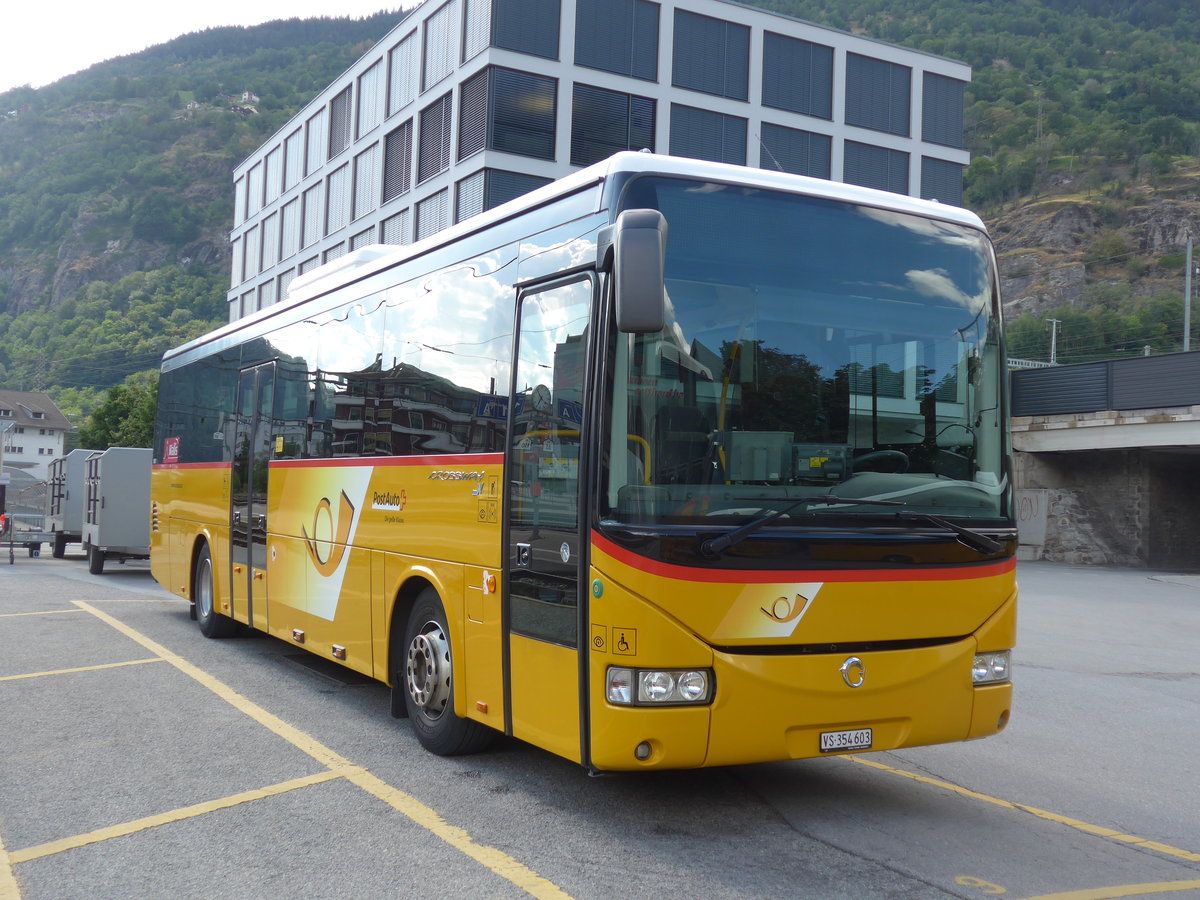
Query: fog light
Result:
<box><xmin>634</xmin><ymin>741</ymin><xmax>652</xmax><ymax>761</ymax></box>
<box><xmin>972</xmin><ymin>650</ymin><xmax>1012</xmax><ymax>685</ymax></box>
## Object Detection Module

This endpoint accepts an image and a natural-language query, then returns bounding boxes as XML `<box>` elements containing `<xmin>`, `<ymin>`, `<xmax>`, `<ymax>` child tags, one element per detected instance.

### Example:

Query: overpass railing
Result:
<box><xmin>1010</xmin><ymin>351</ymin><xmax>1200</xmax><ymax>416</ymax></box>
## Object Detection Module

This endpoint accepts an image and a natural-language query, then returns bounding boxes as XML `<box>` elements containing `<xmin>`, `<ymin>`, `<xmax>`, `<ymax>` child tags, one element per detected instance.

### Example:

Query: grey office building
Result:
<box><xmin>228</xmin><ymin>0</ymin><xmax>970</xmax><ymax>321</ymax></box>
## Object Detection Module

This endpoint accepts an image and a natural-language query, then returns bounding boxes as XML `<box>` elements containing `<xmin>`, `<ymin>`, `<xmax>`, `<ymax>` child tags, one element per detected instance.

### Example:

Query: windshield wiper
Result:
<box><xmin>891</xmin><ymin>511</ymin><xmax>1004</xmax><ymax>555</ymax></box>
<box><xmin>698</xmin><ymin>496</ymin><xmax>1005</xmax><ymax>558</ymax></box>
<box><xmin>699</xmin><ymin>495</ymin><xmax>902</xmax><ymax>558</ymax></box>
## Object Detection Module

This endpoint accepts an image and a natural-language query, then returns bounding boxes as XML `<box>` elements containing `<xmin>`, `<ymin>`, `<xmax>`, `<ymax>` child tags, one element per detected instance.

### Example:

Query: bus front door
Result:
<box><xmin>230</xmin><ymin>362</ymin><xmax>275</xmax><ymax>632</ymax></box>
<box><xmin>505</xmin><ymin>275</ymin><xmax>594</xmax><ymax>764</ymax></box>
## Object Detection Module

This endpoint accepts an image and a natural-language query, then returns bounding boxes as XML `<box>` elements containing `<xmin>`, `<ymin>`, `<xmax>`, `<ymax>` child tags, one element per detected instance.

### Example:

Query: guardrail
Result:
<box><xmin>1011</xmin><ymin>350</ymin><xmax>1200</xmax><ymax>417</ymax></box>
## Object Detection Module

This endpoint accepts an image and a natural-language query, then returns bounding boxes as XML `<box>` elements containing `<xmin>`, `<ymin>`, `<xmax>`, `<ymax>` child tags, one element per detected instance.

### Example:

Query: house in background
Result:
<box><xmin>0</xmin><ymin>390</ymin><xmax>72</xmax><ymax>482</ymax></box>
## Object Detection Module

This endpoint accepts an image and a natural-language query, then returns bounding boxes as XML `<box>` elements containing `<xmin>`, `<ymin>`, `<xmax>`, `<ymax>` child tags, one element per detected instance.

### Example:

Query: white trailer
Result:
<box><xmin>82</xmin><ymin>447</ymin><xmax>151</xmax><ymax>574</ymax></box>
<box><xmin>47</xmin><ymin>448</ymin><xmax>94</xmax><ymax>558</ymax></box>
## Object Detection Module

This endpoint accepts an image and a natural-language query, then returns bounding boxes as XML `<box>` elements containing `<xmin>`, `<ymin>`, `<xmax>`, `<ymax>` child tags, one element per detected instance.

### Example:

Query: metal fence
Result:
<box><xmin>1010</xmin><ymin>351</ymin><xmax>1200</xmax><ymax>416</ymax></box>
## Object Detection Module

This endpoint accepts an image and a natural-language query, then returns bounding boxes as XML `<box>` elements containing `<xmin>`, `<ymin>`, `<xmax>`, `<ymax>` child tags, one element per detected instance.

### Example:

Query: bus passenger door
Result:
<box><xmin>505</xmin><ymin>275</ymin><xmax>594</xmax><ymax>764</ymax></box>
<box><xmin>230</xmin><ymin>362</ymin><xmax>275</xmax><ymax>631</ymax></box>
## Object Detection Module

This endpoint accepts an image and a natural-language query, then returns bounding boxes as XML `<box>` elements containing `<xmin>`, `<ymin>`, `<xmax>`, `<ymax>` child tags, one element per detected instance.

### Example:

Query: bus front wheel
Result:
<box><xmin>194</xmin><ymin>543</ymin><xmax>238</xmax><ymax>638</ymax></box>
<box><xmin>402</xmin><ymin>588</ymin><xmax>495</xmax><ymax>756</ymax></box>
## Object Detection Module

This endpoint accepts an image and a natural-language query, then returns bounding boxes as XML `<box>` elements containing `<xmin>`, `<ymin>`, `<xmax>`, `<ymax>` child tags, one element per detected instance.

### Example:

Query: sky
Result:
<box><xmin>0</xmin><ymin>1</ymin><xmax>411</xmax><ymax>95</ymax></box>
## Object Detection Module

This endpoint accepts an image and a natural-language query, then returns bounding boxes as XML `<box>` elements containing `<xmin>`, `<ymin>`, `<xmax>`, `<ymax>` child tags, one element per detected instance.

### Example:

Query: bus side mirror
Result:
<box><xmin>611</xmin><ymin>209</ymin><xmax>666</xmax><ymax>334</ymax></box>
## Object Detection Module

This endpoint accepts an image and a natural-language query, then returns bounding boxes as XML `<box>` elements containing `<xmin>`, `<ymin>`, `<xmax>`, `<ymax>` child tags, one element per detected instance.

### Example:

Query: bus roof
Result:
<box><xmin>166</xmin><ymin>152</ymin><xmax>986</xmax><ymax>364</ymax></box>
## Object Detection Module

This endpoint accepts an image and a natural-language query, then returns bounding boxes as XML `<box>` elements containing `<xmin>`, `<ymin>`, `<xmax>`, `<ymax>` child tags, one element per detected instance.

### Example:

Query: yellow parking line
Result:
<box><xmin>8</xmin><ymin>772</ymin><xmax>343</xmax><ymax>865</ymax></box>
<box><xmin>0</xmin><ymin>609</ymin><xmax>85</xmax><ymax>618</ymax></box>
<box><xmin>0</xmin><ymin>830</ymin><xmax>19</xmax><ymax>900</ymax></box>
<box><xmin>849</xmin><ymin>757</ymin><xmax>1200</xmax><ymax>864</ymax></box>
<box><xmin>0</xmin><ymin>658</ymin><xmax>164</xmax><ymax>682</ymax></box>
<box><xmin>1020</xmin><ymin>880</ymin><xmax>1200</xmax><ymax>899</ymax></box>
<box><xmin>70</xmin><ymin>601</ymin><xmax>575</xmax><ymax>900</ymax></box>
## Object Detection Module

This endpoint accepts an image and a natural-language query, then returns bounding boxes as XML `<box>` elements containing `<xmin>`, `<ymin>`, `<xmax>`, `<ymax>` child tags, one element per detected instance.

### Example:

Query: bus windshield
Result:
<box><xmin>603</xmin><ymin>176</ymin><xmax>1010</xmax><ymax>530</ymax></box>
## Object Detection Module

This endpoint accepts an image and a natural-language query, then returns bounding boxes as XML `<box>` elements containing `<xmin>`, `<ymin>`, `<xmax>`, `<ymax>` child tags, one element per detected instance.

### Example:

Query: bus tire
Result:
<box><xmin>53</xmin><ymin>532</ymin><xmax>67</xmax><ymax>558</ymax></box>
<box><xmin>88</xmin><ymin>544</ymin><xmax>105</xmax><ymax>575</ymax></box>
<box><xmin>402</xmin><ymin>588</ymin><xmax>495</xmax><ymax>756</ymax></box>
<box><xmin>194</xmin><ymin>543</ymin><xmax>238</xmax><ymax>638</ymax></box>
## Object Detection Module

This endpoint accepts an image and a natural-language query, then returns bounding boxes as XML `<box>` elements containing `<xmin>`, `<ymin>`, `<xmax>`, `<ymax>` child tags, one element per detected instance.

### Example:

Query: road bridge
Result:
<box><xmin>1010</xmin><ymin>351</ymin><xmax>1200</xmax><ymax>568</ymax></box>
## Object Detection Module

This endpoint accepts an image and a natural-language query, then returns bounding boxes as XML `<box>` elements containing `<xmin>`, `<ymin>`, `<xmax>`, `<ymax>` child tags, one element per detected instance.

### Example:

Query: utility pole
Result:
<box><xmin>1186</xmin><ymin>234</ymin><xmax>1194</xmax><ymax>352</ymax></box>
<box><xmin>1047</xmin><ymin>317</ymin><xmax>1061</xmax><ymax>365</ymax></box>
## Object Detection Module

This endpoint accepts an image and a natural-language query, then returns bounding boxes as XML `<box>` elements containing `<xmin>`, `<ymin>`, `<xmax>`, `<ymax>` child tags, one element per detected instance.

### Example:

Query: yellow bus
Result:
<box><xmin>151</xmin><ymin>153</ymin><xmax>1015</xmax><ymax>771</ymax></box>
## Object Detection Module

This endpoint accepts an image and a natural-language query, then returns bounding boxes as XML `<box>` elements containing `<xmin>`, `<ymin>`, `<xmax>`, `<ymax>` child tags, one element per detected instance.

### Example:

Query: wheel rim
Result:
<box><xmin>196</xmin><ymin>557</ymin><xmax>214</xmax><ymax>619</ymax></box>
<box><xmin>406</xmin><ymin>619</ymin><xmax>451</xmax><ymax>719</ymax></box>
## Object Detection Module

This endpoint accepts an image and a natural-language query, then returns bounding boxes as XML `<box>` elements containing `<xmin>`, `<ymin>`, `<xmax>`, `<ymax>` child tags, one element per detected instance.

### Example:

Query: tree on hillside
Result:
<box><xmin>77</xmin><ymin>373</ymin><xmax>159</xmax><ymax>450</ymax></box>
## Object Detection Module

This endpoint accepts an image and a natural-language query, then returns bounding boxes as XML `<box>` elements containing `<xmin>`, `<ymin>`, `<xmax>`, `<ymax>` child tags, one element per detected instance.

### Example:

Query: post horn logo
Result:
<box><xmin>302</xmin><ymin>490</ymin><xmax>356</xmax><ymax>576</ymax></box>
<box><xmin>761</xmin><ymin>591</ymin><xmax>815</xmax><ymax>625</ymax></box>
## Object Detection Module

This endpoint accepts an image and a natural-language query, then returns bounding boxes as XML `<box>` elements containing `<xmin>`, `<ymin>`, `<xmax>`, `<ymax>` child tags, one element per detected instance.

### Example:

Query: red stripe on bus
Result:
<box><xmin>590</xmin><ymin>531</ymin><xmax>1015</xmax><ymax>584</ymax></box>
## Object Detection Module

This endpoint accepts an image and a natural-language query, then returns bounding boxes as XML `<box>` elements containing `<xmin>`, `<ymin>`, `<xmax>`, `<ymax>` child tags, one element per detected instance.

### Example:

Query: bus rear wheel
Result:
<box><xmin>402</xmin><ymin>588</ymin><xmax>495</xmax><ymax>756</ymax></box>
<box><xmin>194</xmin><ymin>543</ymin><xmax>238</xmax><ymax>638</ymax></box>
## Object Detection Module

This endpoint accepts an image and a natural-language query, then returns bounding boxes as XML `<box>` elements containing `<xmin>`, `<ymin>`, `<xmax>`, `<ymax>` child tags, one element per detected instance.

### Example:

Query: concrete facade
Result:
<box><xmin>228</xmin><ymin>0</ymin><xmax>971</xmax><ymax>321</ymax></box>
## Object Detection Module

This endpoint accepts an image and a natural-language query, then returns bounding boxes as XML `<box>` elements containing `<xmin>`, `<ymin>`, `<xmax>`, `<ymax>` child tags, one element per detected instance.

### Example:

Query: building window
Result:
<box><xmin>243</xmin><ymin>225</ymin><xmax>261</xmax><ymax>279</ymax></box>
<box><xmin>492</xmin><ymin>0</ymin><xmax>560</xmax><ymax>60</ymax></box>
<box><xmin>672</xmin><ymin>10</ymin><xmax>748</xmax><ymax>101</ymax></box>
<box><xmin>456</xmin><ymin>170</ymin><xmax>486</xmax><ymax>222</ymax></box>
<box><xmin>761</xmin><ymin>32</ymin><xmax>833</xmax><ymax>120</ymax></box>
<box><xmin>353</xmin><ymin>144</ymin><xmax>380</xmax><ymax>220</ymax></box>
<box><xmin>384</xmin><ymin>120</ymin><xmax>414</xmax><ymax>202</ymax></box>
<box><xmin>845</xmin><ymin>53</ymin><xmax>911</xmax><ymax>137</ymax></box>
<box><xmin>261</xmin><ymin>211</ymin><xmax>280</xmax><ymax>269</ymax></box>
<box><xmin>281</xmin><ymin>198</ymin><xmax>301</xmax><ymax>258</ymax></box>
<box><xmin>458</xmin><ymin>67</ymin><xmax>557</xmax><ymax>162</ymax></box>
<box><xmin>574</xmin><ymin>0</ymin><xmax>658</xmax><ymax>81</ymax></box>
<box><xmin>230</xmin><ymin>238</ymin><xmax>244</xmax><ymax>288</ymax></box>
<box><xmin>246</xmin><ymin>163</ymin><xmax>264</xmax><ymax>217</ymax></box>
<box><xmin>284</xmin><ymin>129</ymin><xmax>304</xmax><ymax>189</ymax></box>
<box><xmin>571</xmin><ymin>83</ymin><xmax>654</xmax><ymax>166</ymax></box>
<box><xmin>279</xmin><ymin>269</ymin><xmax>297</xmax><ymax>299</ymax></box>
<box><xmin>382</xmin><ymin>208</ymin><xmax>412</xmax><ymax>244</ymax></box>
<box><xmin>458</xmin><ymin>69</ymin><xmax>489</xmax><ymax>160</ymax></box>
<box><xmin>305</xmin><ymin>109</ymin><xmax>327</xmax><ymax>176</ymax></box>
<box><xmin>463</xmin><ymin>0</ymin><xmax>490</xmax><ymax>61</ymax></box>
<box><xmin>388</xmin><ymin>32</ymin><xmax>418</xmax><ymax>116</ymax></box>
<box><xmin>416</xmin><ymin>189</ymin><xmax>449</xmax><ymax>240</ymax></box>
<box><xmin>302</xmin><ymin>183</ymin><xmax>324</xmax><ymax>248</ymax></box>
<box><xmin>357</xmin><ymin>62</ymin><xmax>384</xmax><ymax>138</ymax></box>
<box><xmin>921</xmin><ymin>156</ymin><xmax>964</xmax><ymax>205</ymax></box>
<box><xmin>264</xmin><ymin>146</ymin><xmax>283</xmax><ymax>203</ymax></box>
<box><xmin>759</xmin><ymin>122</ymin><xmax>831</xmax><ymax>179</ymax></box>
<box><xmin>669</xmin><ymin>103</ymin><xmax>746</xmax><ymax>165</ymax></box>
<box><xmin>234</xmin><ymin>177</ymin><xmax>247</xmax><ymax>226</ymax></box>
<box><xmin>844</xmin><ymin>140</ymin><xmax>909</xmax><ymax>194</ymax></box>
<box><xmin>484</xmin><ymin>169</ymin><xmax>551</xmax><ymax>208</ymax></box>
<box><xmin>329</xmin><ymin>85</ymin><xmax>354</xmax><ymax>159</ymax></box>
<box><xmin>326</xmin><ymin>164</ymin><xmax>351</xmax><ymax>234</ymax></box>
<box><xmin>922</xmin><ymin>73</ymin><xmax>965</xmax><ymax>149</ymax></box>
<box><xmin>418</xmin><ymin>94</ymin><xmax>453</xmax><ymax>183</ymax></box>
<box><xmin>351</xmin><ymin>228</ymin><xmax>376</xmax><ymax>250</ymax></box>
<box><xmin>424</xmin><ymin>0</ymin><xmax>458</xmax><ymax>91</ymax></box>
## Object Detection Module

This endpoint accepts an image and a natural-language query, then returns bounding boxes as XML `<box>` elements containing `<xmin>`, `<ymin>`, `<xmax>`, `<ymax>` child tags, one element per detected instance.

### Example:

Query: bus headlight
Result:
<box><xmin>972</xmin><ymin>651</ymin><xmax>1011</xmax><ymax>685</ymax></box>
<box><xmin>606</xmin><ymin>666</ymin><xmax>714</xmax><ymax>705</ymax></box>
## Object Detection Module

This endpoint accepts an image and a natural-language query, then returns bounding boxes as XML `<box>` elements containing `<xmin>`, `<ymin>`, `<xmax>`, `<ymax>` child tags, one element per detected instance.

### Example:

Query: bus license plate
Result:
<box><xmin>820</xmin><ymin>728</ymin><xmax>873</xmax><ymax>753</ymax></box>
